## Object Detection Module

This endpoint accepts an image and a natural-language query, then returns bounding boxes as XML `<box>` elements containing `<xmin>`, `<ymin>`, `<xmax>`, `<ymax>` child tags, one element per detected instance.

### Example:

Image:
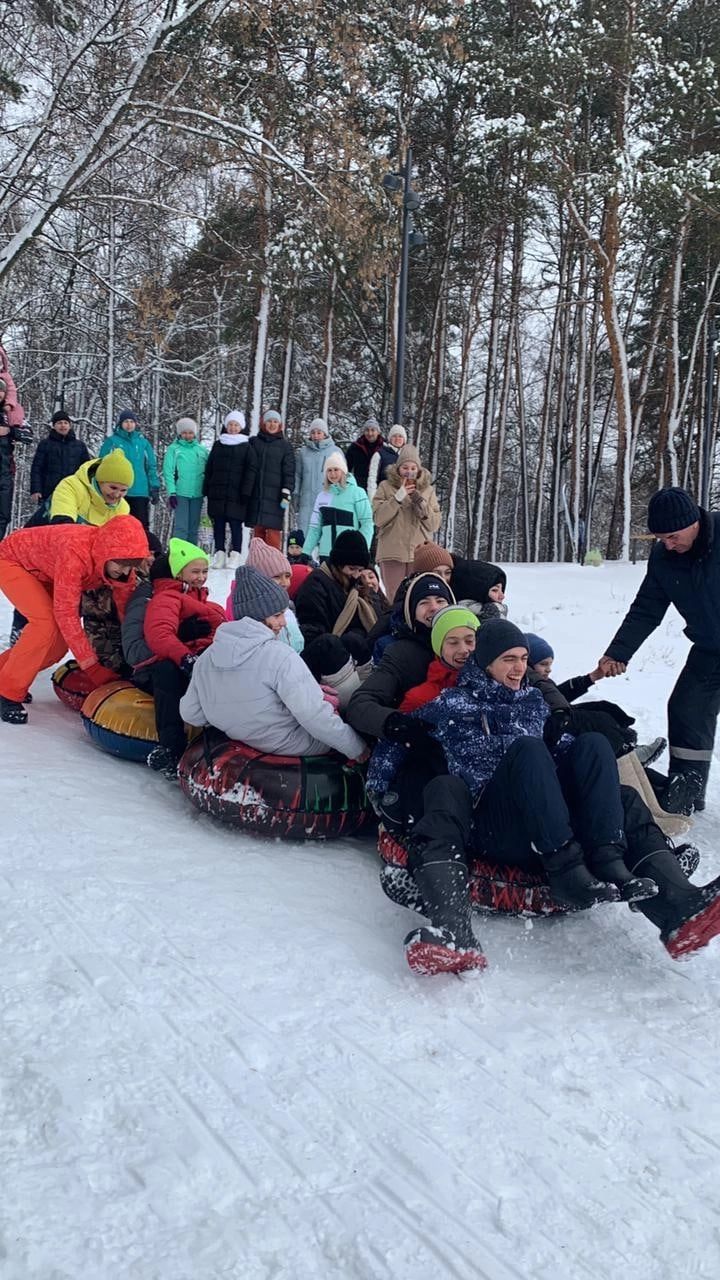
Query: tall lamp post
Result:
<box><xmin>383</xmin><ymin>148</ymin><xmax>426</xmax><ymax>426</ymax></box>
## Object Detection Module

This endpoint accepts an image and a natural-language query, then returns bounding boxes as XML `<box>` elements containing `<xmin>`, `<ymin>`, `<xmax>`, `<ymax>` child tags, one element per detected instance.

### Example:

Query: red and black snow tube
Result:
<box><xmin>378</xmin><ymin>827</ymin><xmax>571</xmax><ymax>918</ymax></box>
<box><xmin>52</xmin><ymin>659</ymin><xmax>95</xmax><ymax>713</ymax></box>
<box><xmin>178</xmin><ymin>727</ymin><xmax>371</xmax><ymax>840</ymax></box>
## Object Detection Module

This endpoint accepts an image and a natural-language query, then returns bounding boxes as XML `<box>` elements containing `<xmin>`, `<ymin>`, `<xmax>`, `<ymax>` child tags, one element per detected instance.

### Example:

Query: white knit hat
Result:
<box><xmin>176</xmin><ymin>416</ymin><xmax>198</xmax><ymax>436</ymax></box>
<box><xmin>388</xmin><ymin>423</ymin><xmax>407</xmax><ymax>444</ymax></box>
<box><xmin>324</xmin><ymin>450</ymin><xmax>348</xmax><ymax>478</ymax></box>
<box><xmin>224</xmin><ymin>408</ymin><xmax>246</xmax><ymax>431</ymax></box>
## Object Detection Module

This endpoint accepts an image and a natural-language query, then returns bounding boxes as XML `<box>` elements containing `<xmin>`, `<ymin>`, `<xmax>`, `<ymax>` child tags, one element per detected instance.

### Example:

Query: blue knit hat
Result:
<box><xmin>526</xmin><ymin>633</ymin><xmax>554</xmax><ymax>667</ymax></box>
<box><xmin>647</xmin><ymin>487</ymin><xmax>700</xmax><ymax>534</ymax></box>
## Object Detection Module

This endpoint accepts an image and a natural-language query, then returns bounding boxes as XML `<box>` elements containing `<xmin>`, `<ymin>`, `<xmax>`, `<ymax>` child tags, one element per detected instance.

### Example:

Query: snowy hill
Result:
<box><xmin>2</xmin><ymin>562</ymin><xmax>720</xmax><ymax>1280</ymax></box>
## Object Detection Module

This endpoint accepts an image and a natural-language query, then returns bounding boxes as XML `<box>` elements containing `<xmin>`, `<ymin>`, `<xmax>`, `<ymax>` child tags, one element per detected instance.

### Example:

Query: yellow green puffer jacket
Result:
<box><xmin>49</xmin><ymin>459</ymin><xmax>131</xmax><ymax>526</ymax></box>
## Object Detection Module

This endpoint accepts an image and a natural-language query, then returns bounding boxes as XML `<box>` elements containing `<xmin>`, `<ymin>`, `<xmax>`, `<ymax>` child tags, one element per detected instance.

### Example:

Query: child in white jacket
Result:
<box><xmin>180</xmin><ymin>567</ymin><xmax>367</xmax><ymax>760</ymax></box>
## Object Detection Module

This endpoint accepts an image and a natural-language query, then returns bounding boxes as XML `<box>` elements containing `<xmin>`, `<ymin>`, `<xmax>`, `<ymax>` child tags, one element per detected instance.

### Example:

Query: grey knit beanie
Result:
<box><xmin>231</xmin><ymin>566</ymin><xmax>288</xmax><ymax>622</ymax></box>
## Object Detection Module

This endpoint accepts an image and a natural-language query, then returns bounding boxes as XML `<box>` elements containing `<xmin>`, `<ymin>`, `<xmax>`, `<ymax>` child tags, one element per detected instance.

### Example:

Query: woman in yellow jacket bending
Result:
<box><xmin>50</xmin><ymin>449</ymin><xmax>133</xmax><ymax>526</ymax></box>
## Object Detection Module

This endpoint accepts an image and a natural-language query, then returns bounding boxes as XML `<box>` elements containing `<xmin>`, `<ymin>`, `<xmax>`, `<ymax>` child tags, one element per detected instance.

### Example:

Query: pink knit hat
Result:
<box><xmin>246</xmin><ymin>537</ymin><xmax>291</xmax><ymax>579</ymax></box>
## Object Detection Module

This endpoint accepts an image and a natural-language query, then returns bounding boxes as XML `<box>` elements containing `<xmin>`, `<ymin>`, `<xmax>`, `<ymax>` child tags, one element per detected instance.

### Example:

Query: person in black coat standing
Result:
<box><xmin>29</xmin><ymin>411</ymin><xmax>90</xmax><ymax>507</ymax></box>
<box><xmin>345</xmin><ymin>418</ymin><xmax>396</xmax><ymax>495</ymax></box>
<box><xmin>203</xmin><ymin>409</ymin><xmax>252</xmax><ymax>569</ymax></box>
<box><xmin>0</xmin><ymin>379</ymin><xmax>32</xmax><ymax>540</ymax></box>
<box><xmin>600</xmin><ymin>487</ymin><xmax>720</xmax><ymax>813</ymax></box>
<box><xmin>245</xmin><ymin>409</ymin><xmax>296</xmax><ymax>550</ymax></box>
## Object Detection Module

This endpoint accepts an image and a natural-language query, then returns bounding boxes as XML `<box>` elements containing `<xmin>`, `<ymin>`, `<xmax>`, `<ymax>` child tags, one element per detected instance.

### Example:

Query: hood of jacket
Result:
<box><xmin>451</xmin><ymin>556</ymin><xmax>507</xmax><ymax>602</ymax></box>
<box><xmin>206</xmin><ymin>618</ymin><xmax>275</xmax><ymax>669</ymax></box>
<box><xmin>90</xmin><ymin>515</ymin><xmax>150</xmax><ymax>579</ymax></box>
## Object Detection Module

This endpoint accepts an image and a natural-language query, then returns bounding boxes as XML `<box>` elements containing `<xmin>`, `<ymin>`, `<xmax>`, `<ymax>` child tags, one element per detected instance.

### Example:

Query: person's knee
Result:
<box><xmin>506</xmin><ymin>736</ymin><xmax>551</xmax><ymax>769</ymax></box>
<box><xmin>421</xmin><ymin>774</ymin><xmax>473</xmax><ymax>834</ymax></box>
<box><xmin>568</xmin><ymin>730</ymin><xmax>614</xmax><ymax>761</ymax></box>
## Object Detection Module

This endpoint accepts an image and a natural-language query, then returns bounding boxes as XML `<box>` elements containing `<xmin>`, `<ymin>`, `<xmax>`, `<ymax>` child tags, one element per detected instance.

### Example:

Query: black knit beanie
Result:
<box><xmin>647</xmin><ymin>487</ymin><xmax>701</xmax><ymax>534</ymax></box>
<box><xmin>473</xmin><ymin>619</ymin><xmax>528</xmax><ymax>669</ymax></box>
<box><xmin>329</xmin><ymin>529</ymin><xmax>370</xmax><ymax>569</ymax></box>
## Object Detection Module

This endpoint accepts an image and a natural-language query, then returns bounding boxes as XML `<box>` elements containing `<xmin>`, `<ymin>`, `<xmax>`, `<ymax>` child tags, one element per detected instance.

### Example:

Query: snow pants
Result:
<box><xmin>213</xmin><ymin>518</ymin><xmax>244</xmax><ymax>554</ymax></box>
<box><xmin>134</xmin><ymin>659</ymin><xmax>189</xmax><ymax>756</ymax></box>
<box><xmin>471</xmin><ymin>734</ymin><xmax>624</xmax><ymax>869</ymax></box>
<box><xmin>0</xmin><ymin>563</ymin><xmax>67</xmax><ymax>701</ymax></box>
<box><xmin>667</xmin><ymin>644</ymin><xmax>720</xmax><ymax>799</ymax></box>
<box><xmin>127</xmin><ymin>496</ymin><xmax>149</xmax><ymax>529</ymax></box>
<box><xmin>172</xmin><ymin>497</ymin><xmax>203</xmax><ymax>545</ymax></box>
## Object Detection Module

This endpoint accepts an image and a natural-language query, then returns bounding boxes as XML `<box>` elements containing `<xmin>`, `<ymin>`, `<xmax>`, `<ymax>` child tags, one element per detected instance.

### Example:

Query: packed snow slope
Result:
<box><xmin>2</xmin><ymin>561</ymin><xmax>720</xmax><ymax>1280</ymax></box>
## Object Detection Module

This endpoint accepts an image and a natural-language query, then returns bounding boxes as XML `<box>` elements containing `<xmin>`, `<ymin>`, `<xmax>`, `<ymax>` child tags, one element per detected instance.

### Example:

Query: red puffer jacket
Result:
<box><xmin>142</xmin><ymin>577</ymin><xmax>226</xmax><ymax>666</ymax></box>
<box><xmin>0</xmin><ymin>516</ymin><xmax>149</xmax><ymax>668</ymax></box>
<box><xmin>399</xmin><ymin>656</ymin><xmax>459</xmax><ymax>713</ymax></box>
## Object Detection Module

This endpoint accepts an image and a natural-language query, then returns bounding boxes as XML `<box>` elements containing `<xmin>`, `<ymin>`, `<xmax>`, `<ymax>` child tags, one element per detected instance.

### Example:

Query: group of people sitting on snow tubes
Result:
<box><xmin>1</xmin><ymin>514</ymin><xmax>719</xmax><ymax>979</ymax></box>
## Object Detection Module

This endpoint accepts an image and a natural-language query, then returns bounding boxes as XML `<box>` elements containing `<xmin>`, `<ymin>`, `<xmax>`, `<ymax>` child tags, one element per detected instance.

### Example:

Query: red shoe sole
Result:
<box><xmin>406</xmin><ymin>941</ymin><xmax>488</xmax><ymax>976</ymax></box>
<box><xmin>665</xmin><ymin>890</ymin><xmax>720</xmax><ymax>959</ymax></box>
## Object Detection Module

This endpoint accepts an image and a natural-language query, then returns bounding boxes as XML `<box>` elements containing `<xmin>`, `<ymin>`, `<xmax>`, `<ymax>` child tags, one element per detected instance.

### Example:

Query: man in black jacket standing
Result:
<box><xmin>29</xmin><ymin>410</ymin><xmax>90</xmax><ymax>507</ymax></box>
<box><xmin>600</xmin><ymin>487</ymin><xmax>720</xmax><ymax>811</ymax></box>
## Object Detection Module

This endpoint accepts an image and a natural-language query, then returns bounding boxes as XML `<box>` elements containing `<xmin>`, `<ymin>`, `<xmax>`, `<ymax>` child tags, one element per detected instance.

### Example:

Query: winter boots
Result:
<box><xmin>147</xmin><ymin>744</ymin><xmax>180</xmax><ymax>779</ymax></box>
<box><xmin>211</xmin><ymin>550</ymin><xmax>226</xmax><ymax>569</ymax></box>
<box><xmin>226</xmin><ymin>550</ymin><xmax>242</xmax><ymax>570</ymax></box>
<box><xmin>634</xmin><ymin>737</ymin><xmax>667</xmax><ymax>767</ymax></box>
<box><xmin>0</xmin><ymin>696</ymin><xmax>28</xmax><ymax>724</ymax></box>
<box><xmin>629</xmin><ymin>848</ymin><xmax>720</xmax><ymax>959</ymax></box>
<box><xmin>541</xmin><ymin>840</ymin><xmax>619</xmax><ymax>909</ymax></box>
<box><xmin>663</xmin><ymin>768</ymin><xmax>705</xmax><ymax>816</ymax></box>
<box><xmin>379</xmin><ymin>863</ymin><xmax>424</xmax><ymax>914</ymax></box>
<box><xmin>403</xmin><ymin>857</ymin><xmax>486</xmax><ymax>976</ymax></box>
<box><xmin>588</xmin><ymin>844</ymin><xmax>659</xmax><ymax>903</ymax></box>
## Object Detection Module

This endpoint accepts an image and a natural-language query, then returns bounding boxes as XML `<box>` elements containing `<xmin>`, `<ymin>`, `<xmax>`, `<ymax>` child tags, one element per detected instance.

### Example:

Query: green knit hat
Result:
<box><xmin>431</xmin><ymin>605</ymin><xmax>480</xmax><ymax>658</ymax></box>
<box><xmin>168</xmin><ymin>537</ymin><xmax>209</xmax><ymax>578</ymax></box>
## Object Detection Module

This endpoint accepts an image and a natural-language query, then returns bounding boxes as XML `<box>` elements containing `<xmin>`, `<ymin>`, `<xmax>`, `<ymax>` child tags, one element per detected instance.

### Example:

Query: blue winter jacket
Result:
<box><xmin>368</xmin><ymin>664</ymin><xmax>551</xmax><ymax>801</ymax></box>
<box><xmin>100</xmin><ymin>425</ymin><xmax>160</xmax><ymax>498</ymax></box>
<box><xmin>607</xmin><ymin>509</ymin><xmax>720</xmax><ymax>662</ymax></box>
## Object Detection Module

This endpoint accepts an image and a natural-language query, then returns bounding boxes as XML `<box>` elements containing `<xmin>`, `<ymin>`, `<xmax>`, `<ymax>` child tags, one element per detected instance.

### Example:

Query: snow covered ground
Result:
<box><xmin>3</xmin><ymin>561</ymin><xmax>720</xmax><ymax>1280</ymax></box>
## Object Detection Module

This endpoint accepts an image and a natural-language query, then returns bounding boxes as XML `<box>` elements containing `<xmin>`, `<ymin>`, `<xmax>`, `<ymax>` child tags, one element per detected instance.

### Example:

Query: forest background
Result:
<box><xmin>2</xmin><ymin>0</ymin><xmax>720</xmax><ymax>561</ymax></box>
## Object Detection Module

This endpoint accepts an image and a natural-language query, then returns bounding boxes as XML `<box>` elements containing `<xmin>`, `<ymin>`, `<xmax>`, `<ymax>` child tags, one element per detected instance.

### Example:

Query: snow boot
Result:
<box><xmin>404</xmin><ymin>857</ymin><xmax>486</xmax><ymax>976</ymax></box>
<box><xmin>664</xmin><ymin>769</ymin><xmax>704</xmax><ymax>816</ymax></box>
<box><xmin>634</xmin><ymin>736</ymin><xmax>667</xmax><ymax>767</ymax></box>
<box><xmin>211</xmin><ymin>550</ymin><xmax>226</xmax><ymax>569</ymax></box>
<box><xmin>588</xmin><ymin>843</ymin><xmax>659</xmax><ymax>903</ymax></box>
<box><xmin>673</xmin><ymin>841</ymin><xmax>700</xmax><ymax>879</ymax></box>
<box><xmin>541</xmin><ymin>840</ymin><xmax>619</xmax><ymax>909</ymax></box>
<box><xmin>628</xmin><ymin>849</ymin><xmax>720</xmax><ymax>958</ymax></box>
<box><xmin>404</xmin><ymin>926</ymin><xmax>488</xmax><ymax>976</ymax></box>
<box><xmin>379</xmin><ymin>863</ymin><xmax>424</xmax><ymax>914</ymax></box>
<box><xmin>226</xmin><ymin>550</ymin><xmax>242</xmax><ymax>570</ymax></box>
<box><xmin>147</xmin><ymin>745</ymin><xmax>180</xmax><ymax>779</ymax></box>
<box><xmin>0</xmin><ymin>697</ymin><xmax>28</xmax><ymax>724</ymax></box>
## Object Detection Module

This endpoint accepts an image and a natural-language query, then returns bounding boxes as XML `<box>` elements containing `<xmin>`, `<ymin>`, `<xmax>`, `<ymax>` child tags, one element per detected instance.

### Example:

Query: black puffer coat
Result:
<box><xmin>345</xmin><ymin>434</ymin><xmax>394</xmax><ymax>492</ymax></box>
<box><xmin>606</xmin><ymin>509</ymin><xmax>720</xmax><ymax>661</ymax></box>
<box><xmin>203</xmin><ymin>438</ymin><xmax>252</xmax><ymax>521</ymax></box>
<box><xmin>245</xmin><ymin>430</ymin><xmax>296</xmax><ymax>530</ymax></box>
<box><xmin>29</xmin><ymin>429</ymin><xmax>90</xmax><ymax>499</ymax></box>
<box><xmin>295</xmin><ymin>566</ymin><xmax>374</xmax><ymax>661</ymax></box>
<box><xmin>346</xmin><ymin>630</ymin><xmax>433</xmax><ymax>739</ymax></box>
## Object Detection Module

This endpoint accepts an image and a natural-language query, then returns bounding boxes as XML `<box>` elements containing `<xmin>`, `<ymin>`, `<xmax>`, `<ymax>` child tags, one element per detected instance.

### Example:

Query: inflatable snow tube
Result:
<box><xmin>378</xmin><ymin>827</ymin><xmax>571</xmax><ymax>918</ymax></box>
<box><xmin>81</xmin><ymin>680</ymin><xmax>161</xmax><ymax>762</ymax></box>
<box><xmin>178</xmin><ymin>727</ymin><xmax>371</xmax><ymax>840</ymax></box>
<box><xmin>52</xmin><ymin>659</ymin><xmax>95</xmax><ymax>713</ymax></box>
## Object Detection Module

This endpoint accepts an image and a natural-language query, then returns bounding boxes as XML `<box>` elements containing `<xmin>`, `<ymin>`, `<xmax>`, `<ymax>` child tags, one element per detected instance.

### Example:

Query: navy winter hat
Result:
<box><xmin>116</xmin><ymin>408</ymin><xmax>137</xmax><ymax>429</ymax></box>
<box><xmin>647</xmin><ymin>487</ymin><xmax>701</xmax><ymax>534</ymax></box>
<box><xmin>526</xmin><ymin>633</ymin><xmax>554</xmax><ymax>667</ymax></box>
<box><xmin>231</xmin><ymin>566</ymin><xmax>288</xmax><ymax>622</ymax></box>
<box><xmin>288</xmin><ymin>529</ymin><xmax>305</xmax><ymax>548</ymax></box>
<box><xmin>329</xmin><ymin>529</ymin><xmax>370</xmax><ymax>569</ymax></box>
<box><xmin>52</xmin><ymin>409</ymin><xmax>71</xmax><ymax>425</ymax></box>
<box><xmin>403</xmin><ymin>573</ymin><xmax>455</xmax><ymax>629</ymax></box>
<box><xmin>473</xmin><ymin>619</ymin><xmax>528</xmax><ymax>670</ymax></box>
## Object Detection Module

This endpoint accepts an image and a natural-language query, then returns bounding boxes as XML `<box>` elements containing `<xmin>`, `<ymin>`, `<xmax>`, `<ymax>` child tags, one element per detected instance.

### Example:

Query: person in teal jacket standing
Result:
<box><xmin>99</xmin><ymin>409</ymin><xmax>160</xmax><ymax>528</ymax></box>
<box><xmin>162</xmin><ymin>417</ymin><xmax>209</xmax><ymax>544</ymax></box>
<box><xmin>303</xmin><ymin>451</ymin><xmax>374</xmax><ymax>561</ymax></box>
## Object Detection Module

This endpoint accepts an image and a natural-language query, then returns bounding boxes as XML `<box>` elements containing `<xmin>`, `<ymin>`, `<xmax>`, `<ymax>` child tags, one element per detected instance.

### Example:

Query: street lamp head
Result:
<box><xmin>382</xmin><ymin>173</ymin><xmax>403</xmax><ymax>193</ymax></box>
<box><xmin>404</xmin><ymin>190</ymin><xmax>421</xmax><ymax>212</ymax></box>
<box><xmin>409</xmin><ymin>230</ymin><xmax>427</xmax><ymax>249</ymax></box>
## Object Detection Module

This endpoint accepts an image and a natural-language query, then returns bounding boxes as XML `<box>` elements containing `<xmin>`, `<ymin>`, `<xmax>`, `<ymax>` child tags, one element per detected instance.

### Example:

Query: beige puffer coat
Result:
<box><xmin>372</xmin><ymin>446</ymin><xmax>441</xmax><ymax>562</ymax></box>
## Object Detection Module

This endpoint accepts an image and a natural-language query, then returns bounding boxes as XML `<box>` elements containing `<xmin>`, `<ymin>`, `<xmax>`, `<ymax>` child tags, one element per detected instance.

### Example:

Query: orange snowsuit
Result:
<box><xmin>0</xmin><ymin>517</ymin><xmax>149</xmax><ymax>702</ymax></box>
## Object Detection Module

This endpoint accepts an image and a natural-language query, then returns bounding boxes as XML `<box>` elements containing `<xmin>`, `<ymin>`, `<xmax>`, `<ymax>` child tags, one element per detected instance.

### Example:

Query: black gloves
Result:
<box><xmin>149</xmin><ymin>486</ymin><xmax>160</xmax><ymax>504</ymax></box>
<box><xmin>543</xmin><ymin>710</ymin><xmax>571</xmax><ymax>750</ymax></box>
<box><xmin>383</xmin><ymin>712</ymin><xmax>432</xmax><ymax>748</ymax></box>
<box><xmin>545</xmin><ymin>706</ymin><xmax>636</xmax><ymax>758</ymax></box>
<box><xmin>180</xmin><ymin>653</ymin><xmax>198</xmax><ymax>676</ymax></box>
<box><xmin>178</xmin><ymin>617</ymin><xmax>212</xmax><ymax>643</ymax></box>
